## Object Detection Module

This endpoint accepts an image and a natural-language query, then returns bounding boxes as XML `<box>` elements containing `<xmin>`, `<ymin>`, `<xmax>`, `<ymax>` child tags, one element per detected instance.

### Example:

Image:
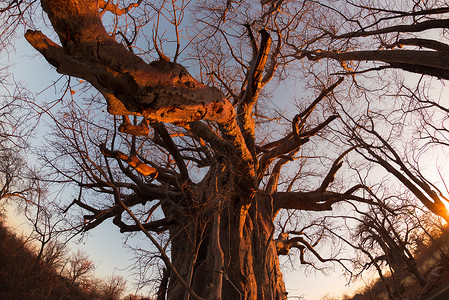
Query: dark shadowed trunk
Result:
<box><xmin>165</xmin><ymin>166</ymin><xmax>286</xmax><ymax>299</ymax></box>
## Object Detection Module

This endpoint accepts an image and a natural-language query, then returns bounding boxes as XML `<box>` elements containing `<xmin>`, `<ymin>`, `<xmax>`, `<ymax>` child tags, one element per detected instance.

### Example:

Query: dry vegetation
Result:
<box><xmin>328</xmin><ymin>225</ymin><xmax>449</xmax><ymax>300</ymax></box>
<box><xmin>0</xmin><ymin>216</ymin><xmax>147</xmax><ymax>300</ymax></box>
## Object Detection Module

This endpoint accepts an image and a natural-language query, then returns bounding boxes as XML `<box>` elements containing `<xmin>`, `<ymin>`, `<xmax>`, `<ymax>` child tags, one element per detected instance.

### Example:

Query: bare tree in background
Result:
<box><xmin>323</xmin><ymin>196</ymin><xmax>430</xmax><ymax>300</ymax></box>
<box><xmin>0</xmin><ymin>71</ymin><xmax>40</xmax><ymax>210</ymax></box>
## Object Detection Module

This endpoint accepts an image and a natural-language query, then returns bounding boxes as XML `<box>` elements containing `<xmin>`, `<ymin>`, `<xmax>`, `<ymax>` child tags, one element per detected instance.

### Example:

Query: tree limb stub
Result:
<box><xmin>99</xmin><ymin>0</ymin><xmax>143</xmax><ymax>16</ymax></box>
<box><xmin>118</xmin><ymin>115</ymin><xmax>150</xmax><ymax>136</ymax></box>
<box><xmin>100</xmin><ymin>143</ymin><xmax>158</xmax><ymax>176</ymax></box>
<box><xmin>320</xmin><ymin>147</ymin><xmax>354</xmax><ymax>192</ymax></box>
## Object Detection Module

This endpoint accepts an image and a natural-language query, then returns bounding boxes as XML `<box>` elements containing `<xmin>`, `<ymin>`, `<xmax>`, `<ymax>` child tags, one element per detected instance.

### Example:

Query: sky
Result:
<box><xmin>0</xmin><ymin>8</ymin><xmax>371</xmax><ymax>300</ymax></box>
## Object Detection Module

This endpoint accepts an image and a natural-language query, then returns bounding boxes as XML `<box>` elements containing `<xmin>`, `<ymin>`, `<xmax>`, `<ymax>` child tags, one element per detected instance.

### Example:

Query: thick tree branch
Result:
<box><xmin>113</xmin><ymin>216</ymin><xmax>172</xmax><ymax>233</ymax></box>
<box><xmin>385</xmin><ymin>38</ymin><xmax>449</xmax><ymax>52</ymax></box>
<box><xmin>118</xmin><ymin>115</ymin><xmax>150</xmax><ymax>137</ymax></box>
<box><xmin>320</xmin><ymin>147</ymin><xmax>354</xmax><ymax>192</ymax></box>
<box><xmin>333</xmin><ymin>18</ymin><xmax>449</xmax><ymax>39</ymax></box>
<box><xmin>25</xmin><ymin>28</ymin><xmax>235</xmax><ymax>123</ymax></box>
<box><xmin>273</xmin><ymin>185</ymin><xmax>366</xmax><ymax>212</ymax></box>
<box><xmin>265</xmin><ymin>151</ymin><xmax>297</xmax><ymax>195</ymax></box>
<box><xmin>298</xmin><ymin>49</ymin><xmax>449</xmax><ymax>80</ymax></box>
<box><xmin>257</xmin><ymin>136</ymin><xmax>308</xmax><ymax>184</ymax></box>
<box><xmin>184</xmin><ymin>121</ymin><xmax>231</xmax><ymax>154</ymax></box>
<box><xmin>237</xmin><ymin>29</ymin><xmax>272</xmax><ymax>158</ymax></box>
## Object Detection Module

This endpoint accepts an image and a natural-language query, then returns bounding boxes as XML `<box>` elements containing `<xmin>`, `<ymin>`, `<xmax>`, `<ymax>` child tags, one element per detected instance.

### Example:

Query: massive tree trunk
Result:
<box><xmin>164</xmin><ymin>163</ymin><xmax>286</xmax><ymax>299</ymax></box>
<box><xmin>167</xmin><ymin>193</ymin><xmax>286</xmax><ymax>299</ymax></box>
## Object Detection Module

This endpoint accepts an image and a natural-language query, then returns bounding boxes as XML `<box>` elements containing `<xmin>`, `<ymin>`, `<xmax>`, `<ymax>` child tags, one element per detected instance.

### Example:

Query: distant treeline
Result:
<box><xmin>0</xmin><ymin>218</ymin><xmax>149</xmax><ymax>300</ymax></box>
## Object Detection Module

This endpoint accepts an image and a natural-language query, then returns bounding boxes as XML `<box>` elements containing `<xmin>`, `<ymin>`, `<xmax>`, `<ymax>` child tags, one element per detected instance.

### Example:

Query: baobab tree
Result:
<box><xmin>23</xmin><ymin>1</ymin><xmax>367</xmax><ymax>298</ymax></box>
<box><xmin>4</xmin><ymin>0</ymin><xmax>448</xmax><ymax>299</ymax></box>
